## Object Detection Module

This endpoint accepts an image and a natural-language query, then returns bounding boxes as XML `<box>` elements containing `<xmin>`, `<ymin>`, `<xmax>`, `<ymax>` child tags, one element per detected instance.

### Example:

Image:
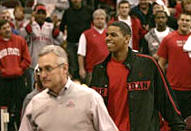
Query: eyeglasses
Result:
<box><xmin>37</xmin><ymin>63</ymin><xmax>65</xmax><ymax>74</ymax></box>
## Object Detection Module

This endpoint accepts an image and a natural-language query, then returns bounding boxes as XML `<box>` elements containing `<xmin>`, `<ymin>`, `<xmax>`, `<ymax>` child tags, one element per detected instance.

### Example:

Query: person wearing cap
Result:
<box><xmin>19</xmin><ymin>45</ymin><xmax>119</xmax><ymax>131</ymax></box>
<box><xmin>20</xmin><ymin>4</ymin><xmax>64</xmax><ymax>89</ymax></box>
<box><xmin>20</xmin><ymin>4</ymin><xmax>64</xmax><ymax>69</ymax></box>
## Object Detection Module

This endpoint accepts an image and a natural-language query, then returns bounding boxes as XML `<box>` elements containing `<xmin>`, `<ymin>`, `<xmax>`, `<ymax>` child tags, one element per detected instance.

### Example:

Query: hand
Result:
<box><xmin>153</xmin><ymin>53</ymin><xmax>159</xmax><ymax>60</ymax></box>
<box><xmin>79</xmin><ymin>68</ymin><xmax>86</xmax><ymax>79</ymax></box>
<box><xmin>143</xmin><ymin>24</ymin><xmax>149</xmax><ymax>31</ymax></box>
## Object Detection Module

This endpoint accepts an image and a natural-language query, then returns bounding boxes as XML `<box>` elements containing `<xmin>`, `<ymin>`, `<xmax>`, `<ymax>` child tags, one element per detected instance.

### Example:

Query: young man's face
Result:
<box><xmin>178</xmin><ymin>14</ymin><xmax>191</xmax><ymax>35</ymax></box>
<box><xmin>0</xmin><ymin>23</ymin><xmax>12</xmax><ymax>39</ymax></box>
<box><xmin>139</xmin><ymin>0</ymin><xmax>150</xmax><ymax>10</ymax></box>
<box><xmin>183</xmin><ymin>1</ymin><xmax>191</xmax><ymax>14</ymax></box>
<box><xmin>35</xmin><ymin>10</ymin><xmax>46</xmax><ymax>25</ymax></box>
<box><xmin>71</xmin><ymin>0</ymin><xmax>82</xmax><ymax>9</ymax></box>
<box><xmin>106</xmin><ymin>25</ymin><xmax>129</xmax><ymax>53</ymax></box>
<box><xmin>14</xmin><ymin>8</ymin><xmax>24</xmax><ymax>20</ymax></box>
<box><xmin>155</xmin><ymin>12</ymin><xmax>167</xmax><ymax>28</ymax></box>
<box><xmin>118</xmin><ymin>3</ymin><xmax>130</xmax><ymax>18</ymax></box>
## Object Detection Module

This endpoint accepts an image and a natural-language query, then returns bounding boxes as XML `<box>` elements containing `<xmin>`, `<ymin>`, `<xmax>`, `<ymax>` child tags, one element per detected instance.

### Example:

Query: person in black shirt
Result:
<box><xmin>60</xmin><ymin>0</ymin><xmax>92</xmax><ymax>80</ymax></box>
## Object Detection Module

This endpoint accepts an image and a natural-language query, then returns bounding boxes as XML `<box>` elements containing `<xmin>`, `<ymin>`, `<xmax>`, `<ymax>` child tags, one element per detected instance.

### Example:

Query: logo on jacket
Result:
<box><xmin>0</xmin><ymin>48</ymin><xmax>20</xmax><ymax>59</ymax></box>
<box><xmin>127</xmin><ymin>81</ymin><xmax>151</xmax><ymax>91</ymax></box>
<box><xmin>66</xmin><ymin>100</ymin><xmax>75</xmax><ymax>108</ymax></box>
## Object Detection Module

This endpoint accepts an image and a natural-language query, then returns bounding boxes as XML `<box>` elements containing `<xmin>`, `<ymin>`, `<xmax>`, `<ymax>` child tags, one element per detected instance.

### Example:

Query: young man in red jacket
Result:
<box><xmin>0</xmin><ymin>19</ymin><xmax>31</xmax><ymax>131</ymax></box>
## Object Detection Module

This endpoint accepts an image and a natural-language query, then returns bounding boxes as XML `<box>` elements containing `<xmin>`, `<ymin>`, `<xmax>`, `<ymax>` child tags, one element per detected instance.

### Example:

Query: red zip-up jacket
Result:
<box><xmin>0</xmin><ymin>34</ymin><xmax>31</xmax><ymax>78</ymax></box>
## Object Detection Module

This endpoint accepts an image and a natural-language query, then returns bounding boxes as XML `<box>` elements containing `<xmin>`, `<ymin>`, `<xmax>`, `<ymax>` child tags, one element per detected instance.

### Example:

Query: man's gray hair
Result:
<box><xmin>39</xmin><ymin>45</ymin><xmax>68</xmax><ymax>64</ymax></box>
<box><xmin>93</xmin><ymin>8</ymin><xmax>107</xmax><ymax>19</ymax></box>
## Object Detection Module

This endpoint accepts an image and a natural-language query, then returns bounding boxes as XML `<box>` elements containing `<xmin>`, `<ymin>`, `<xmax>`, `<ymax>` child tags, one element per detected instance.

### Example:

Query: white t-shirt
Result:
<box><xmin>154</xmin><ymin>27</ymin><xmax>170</xmax><ymax>43</ymax></box>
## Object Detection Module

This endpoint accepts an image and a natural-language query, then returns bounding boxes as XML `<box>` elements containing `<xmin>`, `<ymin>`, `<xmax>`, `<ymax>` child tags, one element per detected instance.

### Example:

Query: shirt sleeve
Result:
<box><xmin>19</xmin><ymin>101</ymin><xmax>33</xmax><ymax>131</ymax></box>
<box><xmin>77</xmin><ymin>33</ymin><xmax>87</xmax><ymax>56</ymax></box>
<box><xmin>157</xmin><ymin>37</ymin><xmax>168</xmax><ymax>59</ymax></box>
<box><xmin>91</xmin><ymin>92</ymin><xmax>119</xmax><ymax>131</ymax></box>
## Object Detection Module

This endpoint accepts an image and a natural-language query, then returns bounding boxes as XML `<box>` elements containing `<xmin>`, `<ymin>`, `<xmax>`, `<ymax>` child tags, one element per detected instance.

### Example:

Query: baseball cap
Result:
<box><xmin>36</xmin><ymin>5</ymin><xmax>46</xmax><ymax>13</ymax></box>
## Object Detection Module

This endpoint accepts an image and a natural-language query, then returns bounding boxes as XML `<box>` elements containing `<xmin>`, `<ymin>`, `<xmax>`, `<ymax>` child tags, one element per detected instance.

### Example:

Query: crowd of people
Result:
<box><xmin>0</xmin><ymin>0</ymin><xmax>191</xmax><ymax>131</ymax></box>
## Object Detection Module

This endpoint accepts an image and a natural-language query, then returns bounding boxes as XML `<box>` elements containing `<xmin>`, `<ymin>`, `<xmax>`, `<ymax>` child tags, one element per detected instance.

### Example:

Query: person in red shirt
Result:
<box><xmin>77</xmin><ymin>9</ymin><xmax>109</xmax><ymax>85</ymax></box>
<box><xmin>158</xmin><ymin>12</ymin><xmax>191</xmax><ymax>119</ymax></box>
<box><xmin>0</xmin><ymin>19</ymin><xmax>31</xmax><ymax>131</ymax></box>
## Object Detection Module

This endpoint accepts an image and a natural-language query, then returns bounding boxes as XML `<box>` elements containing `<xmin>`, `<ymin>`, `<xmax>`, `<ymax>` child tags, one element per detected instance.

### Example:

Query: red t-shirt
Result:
<box><xmin>157</xmin><ymin>31</ymin><xmax>191</xmax><ymax>91</ymax></box>
<box><xmin>107</xmin><ymin>58</ymin><xmax>130</xmax><ymax>131</ymax></box>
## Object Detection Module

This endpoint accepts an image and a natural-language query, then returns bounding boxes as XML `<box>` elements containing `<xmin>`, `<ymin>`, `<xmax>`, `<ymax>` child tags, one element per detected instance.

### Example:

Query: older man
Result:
<box><xmin>78</xmin><ymin>9</ymin><xmax>109</xmax><ymax>85</ymax></box>
<box><xmin>19</xmin><ymin>45</ymin><xmax>118</xmax><ymax>131</ymax></box>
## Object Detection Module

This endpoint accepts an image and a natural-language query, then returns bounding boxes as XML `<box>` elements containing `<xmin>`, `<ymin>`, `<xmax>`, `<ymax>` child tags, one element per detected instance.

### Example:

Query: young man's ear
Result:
<box><xmin>125</xmin><ymin>35</ymin><xmax>130</xmax><ymax>44</ymax></box>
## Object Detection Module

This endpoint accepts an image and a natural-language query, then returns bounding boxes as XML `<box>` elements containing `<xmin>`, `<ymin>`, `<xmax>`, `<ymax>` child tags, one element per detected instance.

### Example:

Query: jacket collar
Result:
<box><xmin>101</xmin><ymin>47</ymin><xmax>137</xmax><ymax>70</ymax></box>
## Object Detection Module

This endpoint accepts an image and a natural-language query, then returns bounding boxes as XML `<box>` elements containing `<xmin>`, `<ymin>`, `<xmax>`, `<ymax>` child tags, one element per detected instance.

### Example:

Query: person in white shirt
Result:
<box><xmin>19</xmin><ymin>45</ymin><xmax>118</xmax><ymax>131</ymax></box>
<box><xmin>140</xmin><ymin>10</ymin><xmax>173</xmax><ymax>60</ymax></box>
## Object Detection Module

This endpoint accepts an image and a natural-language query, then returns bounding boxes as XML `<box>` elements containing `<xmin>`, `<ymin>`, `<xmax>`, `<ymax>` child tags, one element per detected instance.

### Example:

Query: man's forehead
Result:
<box><xmin>1</xmin><ymin>22</ymin><xmax>9</xmax><ymax>28</ymax></box>
<box><xmin>108</xmin><ymin>26</ymin><xmax>121</xmax><ymax>31</ymax></box>
<box><xmin>180</xmin><ymin>14</ymin><xmax>191</xmax><ymax>20</ymax></box>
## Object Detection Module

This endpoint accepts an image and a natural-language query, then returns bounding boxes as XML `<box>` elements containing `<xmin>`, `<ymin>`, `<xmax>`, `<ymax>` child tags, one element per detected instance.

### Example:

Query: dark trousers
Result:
<box><xmin>66</xmin><ymin>42</ymin><xmax>80</xmax><ymax>80</ymax></box>
<box><xmin>174</xmin><ymin>90</ymin><xmax>191</xmax><ymax>119</ymax></box>
<box><xmin>0</xmin><ymin>76</ymin><xmax>31</xmax><ymax>131</ymax></box>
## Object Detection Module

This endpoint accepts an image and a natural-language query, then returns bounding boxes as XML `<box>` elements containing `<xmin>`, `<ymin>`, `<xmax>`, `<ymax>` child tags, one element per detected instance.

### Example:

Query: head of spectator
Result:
<box><xmin>177</xmin><ymin>13</ymin><xmax>191</xmax><ymax>35</ymax></box>
<box><xmin>92</xmin><ymin>9</ymin><xmax>107</xmax><ymax>30</ymax></box>
<box><xmin>14</xmin><ymin>6</ymin><xmax>24</xmax><ymax>21</ymax></box>
<box><xmin>152</xmin><ymin>2</ymin><xmax>164</xmax><ymax>15</ymax></box>
<box><xmin>70</xmin><ymin>0</ymin><xmax>82</xmax><ymax>9</ymax></box>
<box><xmin>106</xmin><ymin>21</ymin><xmax>131</xmax><ymax>54</ymax></box>
<box><xmin>139</xmin><ymin>0</ymin><xmax>150</xmax><ymax>11</ymax></box>
<box><xmin>154</xmin><ymin>10</ymin><xmax>168</xmax><ymax>31</ymax></box>
<box><xmin>182</xmin><ymin>0</ymin><xmax>191</xmax><ymax>15</ymax></box>
<box><xmin>34</xmin><ymin>5</ymin><xmax>47</xmax><ymax>26</ymax></box>
<box><xmin>37</xmin><ymin>45</ymin><xmax>68</xmax><ymax>96</ymax></box>
<box><xmin>0</xmin><ymin>9</ymin><xmax>11</xmax><ymax>22</ymax></box>
<box><xmin>118</xmin><ymin>1</ymin><xmax>131</xmax><ymax>19</ymax></box>
<box><xmin>0</xmin><ymin>19</ymin><xmax>12</xmax><ymax>39</ymax></box>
